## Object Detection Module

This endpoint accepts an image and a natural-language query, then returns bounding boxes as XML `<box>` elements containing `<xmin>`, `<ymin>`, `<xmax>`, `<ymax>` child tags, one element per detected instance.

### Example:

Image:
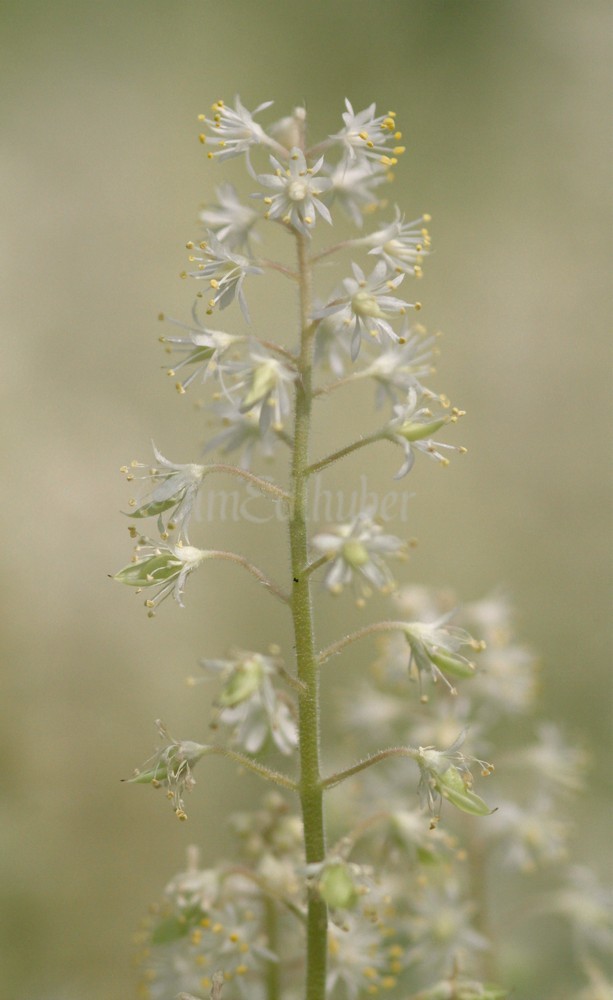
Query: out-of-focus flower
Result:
<box><xmin>201</xmin><ymin>650</ymin><xmax>297</xmax><ymax>755</ymax></box>
<box><xmin>230</xmin><ymin>346</ymin><xmax>298</xmax><ymax>433</ymax></box>
<box><xmin>486</xmin><ymin>797</ymin><xmax>569</xmax><ymax>872</ymax></box>
<box><xmin>199</xmin><ymin>182</ymin><xmax>261</xmax><ymax>251</ymax></box>
<box><xmin>312</xmin><ymin>512</ymin><xmax>406</xmax><ymax>602</ymax></box>
<box><xmin>547</xmin><ymin>866</ymin><xmax>613</xmax><ymax>958</ymax></box>
<box><xmin>205</xmin><ymin>398</ymin><xmax>284</xmax><ymax>469</ymax></box>
<box><xmin>360</xmin><ymin>325</ymin><xmax>436</xmax><ymax>405</ymax></box>
<box><xmin>255</xmin><ymin>147</ymin><xmax>332</xmax><ymax>236</ymax></box>
<box><xmin>324</xmin><ymin>157</ymin><xmax>388</xmax><ymax>226</ymax></box>
<box><xmin>404</xmin><ymin>880</ymin><xmax>489</xmax><ymax>975</ymax></box>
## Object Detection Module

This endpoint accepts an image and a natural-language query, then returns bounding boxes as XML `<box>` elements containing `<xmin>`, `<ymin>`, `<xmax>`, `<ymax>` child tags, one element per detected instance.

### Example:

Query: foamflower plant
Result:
<box><xmin>114</xmin><ymin>97</ymin><xmax>610</xmax><ymax>1000</ymax></box>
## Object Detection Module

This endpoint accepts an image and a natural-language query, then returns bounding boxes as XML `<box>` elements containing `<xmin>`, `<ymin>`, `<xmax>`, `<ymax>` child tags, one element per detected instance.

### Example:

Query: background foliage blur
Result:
<box><xmin>1</xmin><ymin>1</ymin><xmax>610</xmax><ymax>997</ymax></box>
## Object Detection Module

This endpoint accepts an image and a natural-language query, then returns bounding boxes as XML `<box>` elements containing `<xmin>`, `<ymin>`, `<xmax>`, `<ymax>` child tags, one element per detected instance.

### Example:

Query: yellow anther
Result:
<box><xmin>209</xmin><ymin>278</ymin><xmax>219</xmax><ymax>288</ymax></box>
<box><xmin>382</xmin><ymin>977</ymin><xmax>397</xmax><ymax>989</ymax></box>
<box><xmin>198</xmin><ymin>134</ymin><xmax>206</xmax><ymax>144</ymax></box>
<box><xmin>128</xmin><ymin>498</ymin><xmax>137</xmax><ymax>508</ymax></box>
<box><xmin>179</xmin><ymin>271</ymin><xmax>187</xmax><ymax>279</ymax></box>
<box><xmin>197</xmin><ymin>114</ymin><xmax>206</xmax><ymax>122</ymax></box>
<box><xmin>414</xmin><ymin>302</ymin><xmax>422</xmax><ymax>311</ymax></box>
<box><xmin>393</xmin><ymin>146</ymin><xmax>405</xmax><ymax>155</ymax></box>
<box><xmin>363</xmin><ymin>967</ymin><xmax>378</xmax><ymax>980</ymax></box>
<box><xmin>176</xmin><ymin>383</ymin><xmax>186</xmax><ymax>395</ymax></box>
<box><xmin>236</xmin><ymin>965</ymin><xmax>248</xmax><ymax>975</ymax></box>
<box><xmin>212</xmin><ymin>922</ymin><xmax>223</xmax><ymax>934</ymax></box>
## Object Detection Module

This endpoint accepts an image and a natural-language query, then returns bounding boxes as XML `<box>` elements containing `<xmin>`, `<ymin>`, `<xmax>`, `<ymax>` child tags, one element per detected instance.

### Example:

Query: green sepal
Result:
<box><xmin>397</xmin><ymin>416</ymin><xmax>448</xmax><ymax>442</ymax></box>
<box><xmin>428</xmin><ymin>649</ymin><xmax>476</xmax><ymax>679</ymax></box>
<box><xmin>439</xmin><ymin>766</ymin><xmax>492</xmax><ymax>816</ymax></box>
<box><xmin>217</xmin><ymin>659</ymin><xmax>263</xmax><ymax>707</ymax></box>
<box><xmin>113</xmin><ymin>554</ymin><xmax>179</xmax><ymax>587</ymax></box>
<box><xmin>127</xmin><ymin>495</ymin><xmax>184</xmax><ymax>520</ymax></box>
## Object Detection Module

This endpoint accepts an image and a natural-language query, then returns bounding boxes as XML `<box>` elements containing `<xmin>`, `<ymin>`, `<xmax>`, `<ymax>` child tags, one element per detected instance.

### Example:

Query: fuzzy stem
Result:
<box><xmin>265</xmin><ymin>896</ymin><xmax>281</xmax><ymax>1000</ymax></box>
<box><xmin>321</xmin><ymin>746</ymin><xmax>417</xmax><ymax>789</ymax></box>
<box><xmin>205</xmin><ymin>550</ymin><xmax>290</xmax><ymax>604</ymax></box>
<box><xmin>318</xmin><ymin>620</ymin><xmax>411</xmax><ymax>664</ymax></box>
<box><xmin>204</xmin><ymin>745</ymin><xmax>298</xmax><ymax>791</ymax></box>
<box><xmin>206</xmin><ymin>464</ymin><xmax>291</xmax><ymax>502</ymax></box>
<box><xmin>290</xmin><ymin>230</ymin><xmax>328</xmax><ymax>1000</ymax></box>
<box><xmin>305</xmin><ymin>431</ymin><xmax>386</xmax><ymax>476</ymax></box>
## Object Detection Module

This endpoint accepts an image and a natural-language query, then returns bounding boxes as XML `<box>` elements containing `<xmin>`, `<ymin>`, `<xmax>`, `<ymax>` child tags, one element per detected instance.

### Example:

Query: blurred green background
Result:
<box><xmin>1</xmin><ymin>1</ymin><xmax>610</xmax><ymax>997</ymax></box>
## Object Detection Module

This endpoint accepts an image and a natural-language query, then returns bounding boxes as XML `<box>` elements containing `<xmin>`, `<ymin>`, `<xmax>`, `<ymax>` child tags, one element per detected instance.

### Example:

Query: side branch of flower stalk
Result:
<box><xmin>205</xmin><ymin>550</ymin><xmax>290</xmax><ymax>603</ymax></box>
<box><xmin>318</xmin><ymin>620</ymin><xmax>412</xmax><ymax>664</ymax></box>
<box><xmin>321</xmin><ymin>747</ymin><xmax>417</xmax><ymax>790</ymax></box>
<box><xmin>205</xmin><ymin>745</ymin><xmax>298</xmax><ymax>791</ymax></box>
<box><xmin>207</xmin><ymin>463</ymin><xmax>291</xmax><ymax>502</ymax></box>
<box><xmin>305</xmin><ymin>431</ymin><xmax>387</xmax><ymax>476</ymax></box>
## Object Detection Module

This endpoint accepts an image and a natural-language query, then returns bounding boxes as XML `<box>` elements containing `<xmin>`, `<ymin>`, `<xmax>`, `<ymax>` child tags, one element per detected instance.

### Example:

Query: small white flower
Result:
<box><xmin>360</xmin><ymin>327</ymin><xmax>436</xmax><ymax>405</ymax></box>
<box><xmin>198</xmin><ymin>96</ymin><xmax>278</xmax><ymax>161</ymax></box>
<box><xmin>184</xmin><ymin>232</ymin><xmax>263</xmax><ymax>322</ymax></box>
<box><xmin>199</xmin><ymin>182</ymin><xmax>261</xmax><ymax>250</ymax></box>
<box><xmin>405</xmin><ymin>880</ymin><xmax>488</xmax><ymax>973</ymax></box>
<box><xmin>403</xmin><ymin>616</ymin><xmax>483</xmax><ymax>695</ymax></box>
<box><xmin>332</xmin><ymin>99</ymin><xmax>405</xmax><ymax>168</ymax></box>
<box><xmin>122</xmin><ymin>444</ymin><xmax>207</xmax><ymax>541</ymax></box>
<box><xmin>486</xmin><ymin>797</ymin><xmax>569</xmax><ymax>872</ymax></box>
<box><xmin>312</xmin><ymin>511</ymin><xmax>405</xmax><ymax>601</ymax></box>
<box><xmin>363</xmin><ymin>207</ymin><xmax>431</xmax><ymax>276</ymax></box>
<box><xmin>314</xmin><ymin>259</ymin><xmax>414</xmax><ymax>360</ymax></box>
<box><xmin>255</xmin><ymin>147</ymin><xmax>332</xmax><ymax>236</ymax></box>
<box><xmin>113</xmin><ymin>537</ymin><xmax>210</xmax><ymax>613</ymax></box>
<box><xmin>415</xmin><ymin>730</ymin><xmax>494</xmax><ymax>819</ymax></box>
<box><xmin>205</xmin><ymin>398</ymin><xmax>284</xmax><ymax>469</ymax></box>
<box><xmin>159</xmin><ymin>304</ymin><xmax>242</xmax><ymax>394</ymax></box>
<box><xmin>386</xmin><ymin>384</ymin><xmax>465</xmax><ymax>477</ymax></box>
<box><xmin>127</xmin><ymin>720</ymin><xmax>209</xmax><ymax>819</ymax></box>
<box><xmin>324</xmin><ymin>157</ymin><xmax>388</xmax><ymax>227</ymax></box>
